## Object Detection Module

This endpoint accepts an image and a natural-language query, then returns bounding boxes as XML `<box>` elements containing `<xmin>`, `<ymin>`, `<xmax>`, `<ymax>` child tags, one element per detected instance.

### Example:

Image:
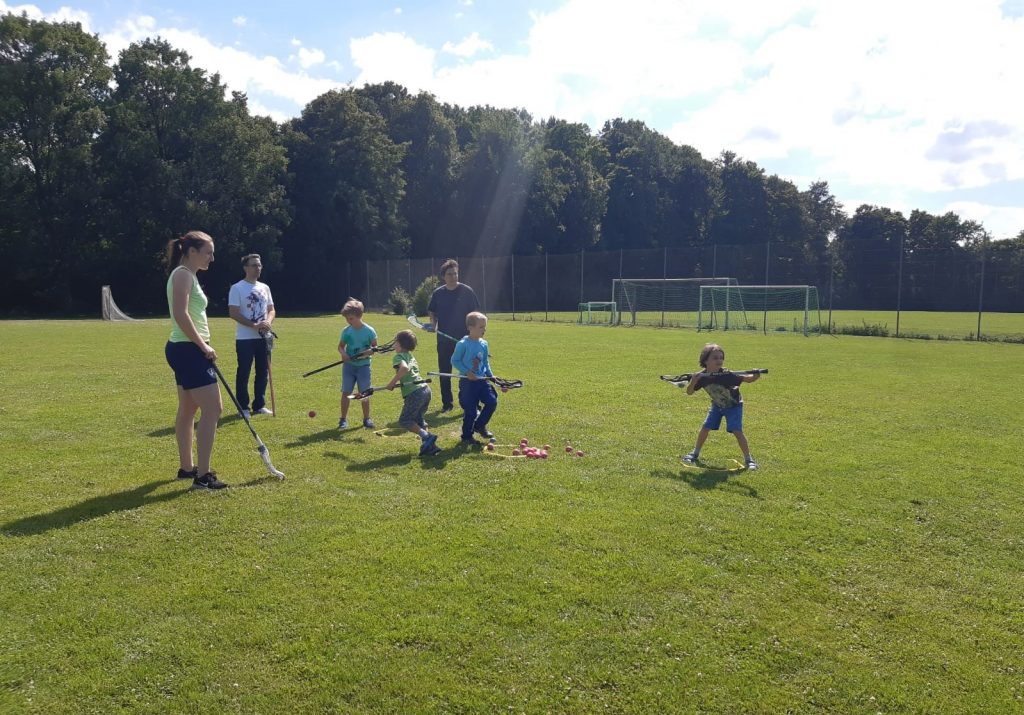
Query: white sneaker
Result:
<box><xmin>255</xmin><ymin>407</ymin><xmax>273</xmax><ymax>415</ymax></box>
<box><xmin>240</xmin><ymin>409</ymin><xmax>251</xmax><ymax>419</ymax></box>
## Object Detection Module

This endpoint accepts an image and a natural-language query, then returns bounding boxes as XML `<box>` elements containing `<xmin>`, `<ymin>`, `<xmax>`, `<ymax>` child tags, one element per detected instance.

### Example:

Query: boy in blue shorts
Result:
<box><xmin>683</xmin><ymin>343</ymin><xmax>761</xmax><ymax>470</ymax></box>
<box><xmin>384</xmin><ymin>330</ymin><xmax>441</xmax><ymax>457</ymax></box>
<box><xmin>451</xmin><ymin>311</ymin><xmax>498</xmax><ymax>444</ymax></box>
<box><xmin>338</xmin><ymin>298</ymin><xmax>377</xmax><ymax>429</ymax></box>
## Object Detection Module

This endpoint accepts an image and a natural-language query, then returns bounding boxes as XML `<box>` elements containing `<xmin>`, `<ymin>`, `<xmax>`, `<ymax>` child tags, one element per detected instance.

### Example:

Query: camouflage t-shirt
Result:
<box><xmin>695</xmin><ymin>370</ymin><xmax>744</xmax><ymax>409</ymax></box>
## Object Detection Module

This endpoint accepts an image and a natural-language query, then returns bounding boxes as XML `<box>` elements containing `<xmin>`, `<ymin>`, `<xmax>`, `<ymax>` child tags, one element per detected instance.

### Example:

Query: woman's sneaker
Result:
<box><xmin>745</xmin><ymin>458</ymin><xmax>759</xmax><ymax>471</ymax></box>
<box><xmin>176</xmin><ymin>467</ymin><xmax>198</xmax><ymax>480</ymax></box>
<box><xmin>191</xmin><ymin>472</ymin><xmax>228</xmax><ymax>490</ymax></box>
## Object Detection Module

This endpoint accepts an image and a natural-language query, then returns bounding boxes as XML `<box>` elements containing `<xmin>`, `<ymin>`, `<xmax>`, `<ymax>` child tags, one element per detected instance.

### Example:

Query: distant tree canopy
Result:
<box><xmin>1</xmin><ymin>16</ymin><xmax>1020</xmax><ymax>314</ymax></box>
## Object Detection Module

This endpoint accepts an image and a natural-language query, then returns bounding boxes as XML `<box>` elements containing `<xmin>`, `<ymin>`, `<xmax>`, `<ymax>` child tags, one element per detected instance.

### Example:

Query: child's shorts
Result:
<box><xmin>165</xmin><ymin>341</ymin><xmax>217</xmax><ymax>390</ymax></box>
<box><xmin>398</xmin><ymin>385</ymin><xmax>431</xmax><ymax>428</ymax></box>
<box><xmin>703</xmin><ymin>403</ymin><xmax>743</xmax><ymax>433</ymax></box>
<box><xmin>342</xmin><ymin>363</ymin><xmax>371</xmax><ymax>394</ymax></box>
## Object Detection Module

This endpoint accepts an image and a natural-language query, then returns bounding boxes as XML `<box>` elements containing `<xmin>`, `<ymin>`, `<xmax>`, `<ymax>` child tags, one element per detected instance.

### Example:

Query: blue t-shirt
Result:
<box><xmin>451</xmin><ymin>337</ymin><xmax>491</xmax><ymax>378</ymax></box>
<box><xmin>340</xmin><ymin>323</ymin><xmax>377</xmax><ymax>367</ymax></box>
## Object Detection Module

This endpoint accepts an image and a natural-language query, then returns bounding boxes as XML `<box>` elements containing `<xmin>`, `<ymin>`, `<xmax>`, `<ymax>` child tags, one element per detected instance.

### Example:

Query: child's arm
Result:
<box><xmin>686</xmin><ymin>373</ymin><xmax>707</xmax><ymax>395</ymax></box>
<box><xmin>386</xmin><ymin>361</ymin><xmax>409</xmax><ymax>390</ymax></box>
<box><xmin>451</xmin><ymin>341</ymin><xmax>470</xmax><ymax>377</ymax></box>
<box><xmin>338</xmin><ymin>339</ymin><xmax>349</xmax><ymax>361</ymax></box>
<box><xmin>741</xmin><ymin>372</ymin><xmax>761</xmax><ymax>383</ymax></box>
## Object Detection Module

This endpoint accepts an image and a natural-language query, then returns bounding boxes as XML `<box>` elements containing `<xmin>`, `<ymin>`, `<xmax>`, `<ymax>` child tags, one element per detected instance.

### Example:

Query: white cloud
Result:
<box><xmin>297</xmin><ymin>46</ymin><xmax>325</xmax><ymax>68</ymax></box>
<box><xmin>102</xmin><ymin>18</ymin><xmax>342</xmax><ymax>111</ymax></box>
<box><xmin>394</xmin><ymin>7</ymin><xmax>402</xmax><ymax>15</ymax></box>
<box><xmin>290</xmin><ymin>37</ymin><xmax>302</xmax><ymax>46</ymax></box>
<box><xmin>232</xmin><ymin>16</ymin><xmax>246</xmax><ymax>27</ymax></box>
<box><xmin>944</xmin><ymin>202</ymin><xmax>1024</xmax><ymax>240</ymax></box>
<box><xmin>441</xmin><ymin>31</ymin><xmax>493</xmax><ymax>58</ymax></box>
<box><xmin>0</xmin><ymin>0</ymin><xmax>91</xmax><ymax>28</ymax></box>
<box><xmin>350</xmin><ymin>32</ymin><xmax>436</xmax><ymax>92</ymax></box>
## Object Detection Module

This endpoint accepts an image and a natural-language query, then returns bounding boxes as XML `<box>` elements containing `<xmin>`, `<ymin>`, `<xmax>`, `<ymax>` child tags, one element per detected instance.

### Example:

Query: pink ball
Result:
<box><xmin>540</xmin><ymin>451</ymin><xmax>549</xmax><ymax>459</ymax></box>
<box><xmin>308</xmin><ymin>410</ymin><xmax>316</xmax><ymax>418</ymax></box>
<box><xmin>520</xmin><ymin>438</ymin><xmax>529</xmax><ymax>446</ymax></box>
<box><xmin>512</xmin><ymin>448</ymin><xmax>521</xmax><ymax>456</ymax></box>
<box><xmin>576</xmin><ymin>450</ymin><xmax>585</xmax><ymax>457</ymax></box>
<box><xmin>565</xmin><ymin>445</ymin><xmax>573</xmax><ymax>453</ymax></box>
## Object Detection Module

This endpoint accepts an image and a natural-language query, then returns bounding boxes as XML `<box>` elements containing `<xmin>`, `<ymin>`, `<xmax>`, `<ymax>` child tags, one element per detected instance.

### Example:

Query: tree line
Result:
<box><xmin>2</xmin><ymin>15</ymin><xmax>1022</xmax><ymax>315</ymax></box>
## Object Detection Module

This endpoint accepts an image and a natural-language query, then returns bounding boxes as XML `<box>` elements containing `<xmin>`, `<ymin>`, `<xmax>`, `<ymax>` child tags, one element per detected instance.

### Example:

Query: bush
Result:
<box><xmin>388</xmin><ymin>287</ymin><xmax>412</xmax><ymax>316</ymax></box>
<box><xmin>837</xmin><ymin>321</ymin><xmax>890</xmax><ymax>337</ymax></box>
<box><xmin>412</xmin><ymin>275</ymin><xmax>439</xmax><ymax>317</ymax></box>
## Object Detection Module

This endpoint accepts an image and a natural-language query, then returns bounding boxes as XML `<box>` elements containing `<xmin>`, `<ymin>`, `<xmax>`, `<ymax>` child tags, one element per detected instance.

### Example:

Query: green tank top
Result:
<box><xmin>167</xmin><ymin>266</ymin><xmax>210</xmax><ymax>343</ymax></box>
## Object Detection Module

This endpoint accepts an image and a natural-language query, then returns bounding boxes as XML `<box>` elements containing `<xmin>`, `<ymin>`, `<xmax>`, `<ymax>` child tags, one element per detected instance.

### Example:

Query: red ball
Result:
<box><xmin>308</xmin><ymin>410</ymin><xmax>316</xmax><ymax>418</ymax></box>
<box><xmin>576</xmin><ymin>450</ymin><xmax>585</xmax><ymax>457</ymax></box>
<box><xmin>540</xmin><ymin>451</ymin><xmax>549</xmax><ymax>459</ymax></box>
<box><xmin>543</xmin><ymin>444</ymin><xmax>552</xmax><ymax>451</ymax></box>
<box><xmin>565</xmin><ymin>445</ymin><xmax>573</xmax><ymax>453</ymax></box>
<box><xmin>520</xmin><ymin>438</ymin><xmax>529</xmax><ymax>446</ymax></box>
<box><xmin>486</xmin><ymin>443</ymin><xmax>494</xmax><ymax>451</ymax></box>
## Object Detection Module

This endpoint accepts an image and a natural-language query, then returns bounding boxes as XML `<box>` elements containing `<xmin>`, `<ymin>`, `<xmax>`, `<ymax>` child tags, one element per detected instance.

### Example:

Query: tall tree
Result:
<box><xmin>95</xmin><ymin>38</ymin><xmax>289</xmax><ymax>309</ymax></box>
<box><xmin>833</xmin><ymin>205</ymin><xmax>908</xmax><ymax>309</ymax></box>
<box><xmin>0</xmin><ymin>14</ymin><xmax>110</xmax><ymax>311</ymax></box>
<box><xmin>800</xmin><ymin>181</ymin><xmax>846</xmax><ymax>289</ymax></box>
<box><xmin>282</xmin><ymin>89</ymin><xmax>406</xmax><ymax>307</ymax></box>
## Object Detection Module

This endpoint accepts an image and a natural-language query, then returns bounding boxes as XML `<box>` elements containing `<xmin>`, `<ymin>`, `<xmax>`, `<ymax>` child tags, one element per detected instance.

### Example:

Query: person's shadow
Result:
<box><xmin>650</xmin><ymin>466</ymin><xmax>760</xmax><ymax>499</ymax></box>
<box><xmin>2</xmin><ymin>481</ymin><xmax>185</xmax><ymax>536</ymax></box>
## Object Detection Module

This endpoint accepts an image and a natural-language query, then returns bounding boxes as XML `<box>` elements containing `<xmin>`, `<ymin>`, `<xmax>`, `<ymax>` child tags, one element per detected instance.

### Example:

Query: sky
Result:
<box><xmin>4</xmin><ymin>0</ymin><xmax>1024</xmax><ymax>239</ymax></box>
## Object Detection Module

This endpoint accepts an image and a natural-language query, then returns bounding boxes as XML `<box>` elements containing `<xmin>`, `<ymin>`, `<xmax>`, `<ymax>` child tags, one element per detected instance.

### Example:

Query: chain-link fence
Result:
<box><xmin>340</xmin><ymin>242</ymin><xmax>1022</xmax><ymax>341</ymax></box>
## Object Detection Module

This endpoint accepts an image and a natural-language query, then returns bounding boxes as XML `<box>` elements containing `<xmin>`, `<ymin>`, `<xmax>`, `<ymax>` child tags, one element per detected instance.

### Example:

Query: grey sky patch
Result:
<box><xmin>981</xmin><ymin>163</ymin><xmax>1007</xmax><ymax>181</ymax></box>
<box><xmin>926</xmin><ymin>121</ymin><xmax>1011</xmax><ymax>163</ymax></box>
<box><xmin>744</xmin><ymin>126</ymin><xmax>780</xmax><ymax>142</ymax></box>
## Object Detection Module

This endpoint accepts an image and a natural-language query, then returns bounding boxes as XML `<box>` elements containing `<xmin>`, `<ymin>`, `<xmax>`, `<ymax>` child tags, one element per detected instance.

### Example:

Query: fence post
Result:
<box><xmin>511</xmin><ymin>255</ymin><xmax>516</xmax><ymax>321</ymax></box>
<box><xmin>661</xmin><ymin>246</ymin><xmax>667</xmax><ymax>327</ymax></box>
<box><xmin>763</xmin><ymin>241</ymin><xmax>770</xmax><ymax>334</ymax></box>
<box><xmin>407</xmin><ymin>258</ymin><xmax>411</xmax><ymax>294</ymax></box>
<box><xmin>896</xmin><ymin>230</ymin><xmax>904</xmax><ymax>337</ymax></box>
<box><xmin>828</xmin><ymin>250</ymin><xmax>835</xmax><ymax>334</ymax></box>
<box><xmin>579</xmin><ymin>249</ymin><xmax>584</xmax><ymax>309</ymax></box>
<box><xmin>482</xmin><ymin>258</ymin><xmax>487</xmax><ymax>312</ymax></box>
<box><xmin>366</xmin><ymin>260</ymin><xmax>370</xmax><ymax>308</ymax></box>
<box><xmin>545</xmin><ymin>252</ymin><xmax>549</xmax><ymax>322</ymax></box>
<box><xmin>386</xmin><ymin>259</ymin><xmax>391</xmax><ymax>307</ymax></box>
<box><xmin>977</xmin><ymin>240</ymin><xmax>987</xmax><ymax>340</ymax></box>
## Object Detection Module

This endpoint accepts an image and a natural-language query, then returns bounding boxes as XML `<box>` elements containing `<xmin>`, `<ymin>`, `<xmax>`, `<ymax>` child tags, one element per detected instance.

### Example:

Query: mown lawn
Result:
<box><xmin>1</xmin><ymin>317</ymin><xmax>1022</xmax><ymax>713</ymax></box>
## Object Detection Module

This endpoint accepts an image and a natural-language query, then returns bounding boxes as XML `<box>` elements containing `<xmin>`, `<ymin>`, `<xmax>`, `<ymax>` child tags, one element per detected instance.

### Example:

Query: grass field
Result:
<box><xmin>2</xmin><ymin>317</ymin><xmax>1023</xmax><ymax>713</ymax></box>
<box><xmin>495</xmin><ymin>309</ymin><xmax>1024</xmax><ymax>341</ymax></box>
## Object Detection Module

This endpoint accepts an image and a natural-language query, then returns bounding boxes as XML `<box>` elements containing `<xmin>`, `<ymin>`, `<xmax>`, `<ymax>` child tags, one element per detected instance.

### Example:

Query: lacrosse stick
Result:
<box><xmin>660</xmin><ymin>368</ymin><xmax>768</xmax><ymax>386</ymax></box>
<box><xmin>263</xmin><ymin>329</ymin><xmax>277</xmax><ymax>416</ymax></box>
<box><xmin>406</xmin><ymin>314</ymin><xmax>459</xmax><ymax>344</ymax></box>
<box><xmin>301</xmin><ymin>340</ymin><xmax>397</xmax><ymax>378</ymax></box>
<box><xmin>211</xmin><ymin>361</ymin><xmax>285</xmax><ymax>479</ymax></box>
<box><xmin>427</xmin><ymin>372</ymin><xmax>523</xmax><ymax>390</ymax></box>
<box><xmin>348</xmin><ymin>378</ymin><xmax>431</xmax><ymax>401</ymax></box>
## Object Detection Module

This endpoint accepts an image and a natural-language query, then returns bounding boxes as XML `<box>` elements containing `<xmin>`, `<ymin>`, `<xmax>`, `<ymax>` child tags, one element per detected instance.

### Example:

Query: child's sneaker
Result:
<box><xmin>241</xmin><ymin>409</ymin><xmax>251</xmax><ymax>419</ymax></box>
<box><xmin>460</xmin><ymin>436</ymin><xmax>481</xmax><ymax>446</ymax></box>
<box><xmin>745</xmin><ymin>458</ymin><xmax>759</xmax><ymax>471</ymax></box>
<box><xmin>419</xmin><ymin>436</ymin><xmax>441</xmax><ymax>457</ymax></box>
<box><xmin>421</xmin><ymin>433</ymin><xmax>438</xmax><ymax>451</ymax></box>
<box><xmin>176</xmin><ymin>466</ymin><xmax>198</xmax><ymax>480</ymax></box>
<box><xmin>191</xmin><ymin>471</ymin><xmax>228</xmax><ymax>490</ymax></box>
<box><xmin>682</xmin><ymin>451</ymin><xmax>699</xmax><ymax>464</ymax></box>
<box><xmin>363</xmin><ymin>418</ymin><xmax>375</xmax><ymax>429</ymax></box>
<box><xmin>475</xmin><ymin>428</ymin><xmax>495</xmax><ymax>440</ymax></box>
<box><xmin>338</xmin><ymin>417</ymin><xmax>348</xmax><ymax>429</ymax></box>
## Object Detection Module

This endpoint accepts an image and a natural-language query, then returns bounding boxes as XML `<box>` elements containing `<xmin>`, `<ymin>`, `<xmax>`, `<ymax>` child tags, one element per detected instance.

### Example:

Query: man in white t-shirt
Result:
<box><xmin>228</xmin><ymin>254</ymin><xmax>275</xmax><ymax>417</ymax></box>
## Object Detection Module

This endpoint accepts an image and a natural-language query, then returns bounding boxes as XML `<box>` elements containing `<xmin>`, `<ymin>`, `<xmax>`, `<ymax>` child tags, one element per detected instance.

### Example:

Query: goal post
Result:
<box><xmin>698</xmin><ymin>285</ymin><xmax>822</xmax><ymax>335</ymax></box>
<box><xmin>101</xmin><ymin>285</ymin><xmax>138</xmax><ymax>321</ymax></box>
<box><xmin>611</xmin><ymin>277</ymin><xmax>740</xmax><ymax>328</ymax></box>
<box><xmin>578</xmin><ymin>301</ymin><xmax>619</xmax><ymax>325</ymax></box>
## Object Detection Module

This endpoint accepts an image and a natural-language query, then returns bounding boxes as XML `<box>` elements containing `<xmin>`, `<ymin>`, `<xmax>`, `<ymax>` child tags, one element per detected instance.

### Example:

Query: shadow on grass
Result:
<box><xmin>285</xmin><ymin>428</ymin><xmax>371</xmax><ymax>448</ymax></box>
<box><xmin>651</xmin><ymin>467</ymin><xmax>760</xmax><ymax>499</ymax></box>
<box><xmin>341</xmin><ymin>438</ymin><xmax>473</xmax><ymax>472</ymax></box>
<box><xmin>2</xmin><ymin>481</ymin><xmax>187</xmax><ymax>536</ymax></box>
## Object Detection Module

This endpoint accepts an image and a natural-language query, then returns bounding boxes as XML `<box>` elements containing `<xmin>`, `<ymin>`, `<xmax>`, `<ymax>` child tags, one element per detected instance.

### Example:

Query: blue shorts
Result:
<box><xmin>703</xmin><ymin>403</ymin><xmax>743</xmax><ymax>433</ymax></box>
<box><xmin>165</xmin><ymin>341</ymin><xmax>217</xmax><ymax>390</ymax></box>
<box><xmin>342</xmin><ymin>363</ymin><xmax>371</xmax><ymax>393</ymax></box>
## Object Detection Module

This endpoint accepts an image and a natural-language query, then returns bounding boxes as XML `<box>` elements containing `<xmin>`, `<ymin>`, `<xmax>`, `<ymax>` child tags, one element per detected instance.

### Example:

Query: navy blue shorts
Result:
<box><xmin>165</xmin><ymin>341</ymin><xmax>217</xmax><ymax>390</ymax></box>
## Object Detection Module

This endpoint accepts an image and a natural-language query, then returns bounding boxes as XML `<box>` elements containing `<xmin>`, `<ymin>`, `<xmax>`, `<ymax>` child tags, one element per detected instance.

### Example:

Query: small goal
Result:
<box><xmin>578</xmin><ymin>301</ymin><xmax>619</xmax><ymax>325</ymax></box>
<box><xmin>698</xmin><ymin>285</ymin><xmax>822</xmax><ymax>335</ymax></box>
<box><xmin>611</xmin><ymin>277</ymin><xmax>739</xmax><ymax>328</ymax></box>
<box><xmin>101</xmin><ymin>285</ymin><xmax>138</xmax><ymax>321</ymax></box>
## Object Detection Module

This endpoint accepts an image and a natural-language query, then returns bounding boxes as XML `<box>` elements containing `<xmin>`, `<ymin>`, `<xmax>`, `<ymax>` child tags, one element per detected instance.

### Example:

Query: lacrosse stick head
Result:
<box><xmin>262</xmin><ymin>330</ymin><xmax>275</xmax><ymax>352</ymax></box>
<box><xmin>491</xmin><ymin>376</ymin><xmax>523</xmax><ymax>390</ymax></box>
<box><xmin>258</xmin><ymin>444</ymin><xmax>285</xmax><ymax>479</ymax></box>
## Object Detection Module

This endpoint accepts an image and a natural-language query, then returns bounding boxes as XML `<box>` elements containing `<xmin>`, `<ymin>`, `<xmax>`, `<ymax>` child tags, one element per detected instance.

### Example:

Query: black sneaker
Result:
<box><xmin>475</xmin><ymin>428</ymin><xmax>495</xmax><ymax>440</ymax></box>
<box><xmin>191</xmin><ymin>471</ymin><xmax>228</xmax><ymax>490</ymax></box>
<box><xmin>176</xmin><ymin>467</ymin><xmax>198</xmax><ymax>480</ymax></box>
<box><xmin>460</xmin><ymin>436</ymin><xmax>481</xmax><ymax>446</ymax></box>
<box><xmin>440</xmin><ymin>404</ymin><xmax>454</xmax><ymax>413</ymax></box>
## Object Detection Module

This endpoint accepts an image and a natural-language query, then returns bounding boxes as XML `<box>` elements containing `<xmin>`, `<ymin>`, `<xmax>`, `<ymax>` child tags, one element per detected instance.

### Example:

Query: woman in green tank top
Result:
<box><xmin>163</xmin><ymin>231</ymin><xmax>228</xmax><ymax>490</ymax></box>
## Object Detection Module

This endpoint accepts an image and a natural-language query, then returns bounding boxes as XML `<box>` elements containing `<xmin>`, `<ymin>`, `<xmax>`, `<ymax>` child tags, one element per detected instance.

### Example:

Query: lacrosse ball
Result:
<box><xmin>565</xmin><ymin>445</ymin><xmax>573</xmax><ymax>453</ymax></box>
<box><xmin>541</xmin><ymin>451</ymin><xmax>549</xmax><ymax>459</ymax></box>
<box><xmin>512</xmin><ymin>448</ymin><xmax>521</xmax><ymax>456</ymax></box>
<box><xmin>308</xmin><ymin>410</ymin><xmax>316</xmax><ymax>418</ymax></box>
<box><xmin>543</xmin><ymin>444</ymin><xmax>551</xmax><ymax>451</ymax></box>
<box><xmin>486</xmin><ymin>443</ymin><xmax>494</xmax><ymax>451</ymax></box>
<box><xmin>576</xmin><ymin>450</ymin><xmax>584</xmax><ymax>457</ymax></box>
<box><xmin>520</xmin><ymin>438</ymin><xmax>528</xmax><ymax>446</ymax></box>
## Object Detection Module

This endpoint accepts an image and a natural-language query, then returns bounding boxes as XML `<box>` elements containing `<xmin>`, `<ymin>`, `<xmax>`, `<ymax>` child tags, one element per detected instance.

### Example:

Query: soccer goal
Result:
<box><xmin>699</xmin><ymin>285</ymin><xmax>822</xmax><ymax>335</ymax></box>
<box><xmin>578</xmin><ymin>301</ymin><xmax>618</xmax><ymax>326</ymax></box>
<box><xmin>101</xmin><ymin>285</ymin><xmax>138</xmax><ymax>321</ymax></box>
<box><xmin>611</xmin><ymin>277</ymin><xmax>740</xmax><ymax>328</ymax></box>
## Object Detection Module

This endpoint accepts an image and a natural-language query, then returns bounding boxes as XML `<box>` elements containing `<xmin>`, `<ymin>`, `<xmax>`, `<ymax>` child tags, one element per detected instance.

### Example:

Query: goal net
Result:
<box><xmin>699</xmin><ymin>285</ymin><xmax>822</xmax><ymax>335</ymax></box>
<box><xmin>578</xmin><ymin>301</ymin><xmax>618</xmax><ymax>326</ymax></box>
<box><xmin>101</xmin><ymin>285</ymin><xmax>137</xmax><ymax>321</ymax></box>
<box><xmin>611</xmin><ymin>278</ymin><xmax>739</xmax><ymax>327</ymax></box>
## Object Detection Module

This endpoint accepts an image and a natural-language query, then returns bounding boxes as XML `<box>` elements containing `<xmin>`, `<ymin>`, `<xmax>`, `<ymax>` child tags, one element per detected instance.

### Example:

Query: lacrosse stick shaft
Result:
<box><xmin>211</xmin><ymin>361</ymin><xmax>285</xmax><ymax>478</ymax></box>
<box><xmin>267</xmin><ymin>355</ymin><xmax>277</xmax><ymax>416</ymax></box>
<box><xmin>302</xmin><ymin>359</ymin><xmax>343</xmax><ymax>377</ymax></box>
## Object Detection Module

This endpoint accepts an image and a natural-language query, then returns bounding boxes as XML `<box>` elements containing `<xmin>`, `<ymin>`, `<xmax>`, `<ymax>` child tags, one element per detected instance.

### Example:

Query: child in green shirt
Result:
<box><xmin>385</xmin><ymin>330</ymin><xmax>441</xmax><ymax>457</ymax></box>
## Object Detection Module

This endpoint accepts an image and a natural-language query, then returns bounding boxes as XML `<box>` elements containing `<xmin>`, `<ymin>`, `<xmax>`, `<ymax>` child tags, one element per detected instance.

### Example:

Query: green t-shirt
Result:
<box><xmin>166</xmin><ymin>266</ymin><xmax>210</xmax><ymax>343</ymax></box>
<box><xmin>392</xmin><ymin>351</ymin><xmax>424</xmax><ymax>397</ymax></box>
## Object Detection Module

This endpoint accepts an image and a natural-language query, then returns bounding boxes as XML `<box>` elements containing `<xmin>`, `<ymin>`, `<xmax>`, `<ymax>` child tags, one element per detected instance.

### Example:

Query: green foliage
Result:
<box><xmin>836</xmin><ymin>320</ymin><xmax>891</xmax><ymax>337</ymax></box>
<box><xmin>3</xmin><ymin>317</ymin><xmax>1024</xmax><ymax>712</ymax></box>
<box><xmin>411</xmin><ymin>275</ymin><xmax>439</xmax><ymax>316</ymax></box>
<box><xmin>388</xmin><ymin>286</ymin><xmax>412</xmax><ymax>315</ymax></box>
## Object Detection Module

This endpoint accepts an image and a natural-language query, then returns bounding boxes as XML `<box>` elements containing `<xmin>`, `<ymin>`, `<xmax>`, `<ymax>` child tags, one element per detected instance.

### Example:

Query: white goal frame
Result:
<box><xmin>611</xmin><ymin>277</ymin><xmax>739</xmax><ymax>327</ymax></box>
<box><xmin>699</xmin><ymin>284</ymin><xmax>822</xmax><ymax>335</ymax></box>
<box><xmin>577</xmin><ymin>301</ymin><xmax>618</xmax><ymax>326</ymax></box>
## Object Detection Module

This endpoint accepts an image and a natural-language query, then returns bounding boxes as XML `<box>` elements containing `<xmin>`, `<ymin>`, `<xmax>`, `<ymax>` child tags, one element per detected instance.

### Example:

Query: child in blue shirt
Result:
<box><xmin>338</xmin><ymin>298</ymin><xmax>377</xmax><ymax>429</ymax></box>
<box><xmin>451</xmin><ymin>311</ymin><xmax>498</xmax><ymax>444</ymax></box>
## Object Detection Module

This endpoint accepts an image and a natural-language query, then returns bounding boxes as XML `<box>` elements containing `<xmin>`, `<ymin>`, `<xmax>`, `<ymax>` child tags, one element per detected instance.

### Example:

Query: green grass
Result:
<box><xmin>2</xmin><ymin>317</ymin><xmax>1023</xmax><ymax>713</ymax></box>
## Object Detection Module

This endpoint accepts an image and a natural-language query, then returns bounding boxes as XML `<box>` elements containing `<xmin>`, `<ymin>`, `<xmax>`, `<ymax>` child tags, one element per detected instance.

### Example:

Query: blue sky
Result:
<box><xmin>4</xmin><ymin>0</ymin><xmax>1023</xmax><ymax>239</ymax></box>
